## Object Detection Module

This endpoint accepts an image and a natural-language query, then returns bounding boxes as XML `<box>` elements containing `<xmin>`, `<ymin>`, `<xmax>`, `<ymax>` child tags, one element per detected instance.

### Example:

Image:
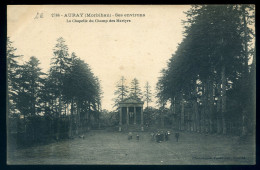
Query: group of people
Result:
<box><xmin>151</xmin><ymin>131</ymin><xmax>180</xmax><ymax>143</ymax></box>
<box><xmin>127</xmin><ymin>131</ymin><xmax>180</xmax><ymax>143</ymax></box>
<box><xmin>128</xmin><ymin>132</ymin><xmax>139</xmax><ymax>140</ymax></box>
<box><xmin>151</xmin><ymin>131</ymin><xmax>170</xmax><ymax>143</ymax></box>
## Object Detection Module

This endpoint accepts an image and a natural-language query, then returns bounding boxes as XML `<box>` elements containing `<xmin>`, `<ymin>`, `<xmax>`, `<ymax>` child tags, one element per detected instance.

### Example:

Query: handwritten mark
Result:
<box><xmin>34</xmin><ymin>12</ymin><xmax>44</xmax><ymax>19</ymax></box>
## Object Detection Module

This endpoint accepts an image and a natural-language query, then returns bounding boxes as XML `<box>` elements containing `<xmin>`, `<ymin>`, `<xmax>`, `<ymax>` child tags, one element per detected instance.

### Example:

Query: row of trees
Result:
<box><xmin>113</xmin><ymin>76</ymin><xmax>153</xmax><ymax>109</ymax></box>
<box><xmin>156</xmin><ymin>5</ymin><xmax>255</xmax><ymax>135</ymax></box>
<box><xmin>7</xmin><ymin>37</ymin><xmax>102</xmax><ymax>146</ymax></box>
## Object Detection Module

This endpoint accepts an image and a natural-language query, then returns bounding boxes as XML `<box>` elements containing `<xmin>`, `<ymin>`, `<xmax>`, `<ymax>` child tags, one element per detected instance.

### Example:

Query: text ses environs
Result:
<box><xmin>51</xmin><ymin>13</ymin><xmax>145</xmax><ymax>18</ymax></box>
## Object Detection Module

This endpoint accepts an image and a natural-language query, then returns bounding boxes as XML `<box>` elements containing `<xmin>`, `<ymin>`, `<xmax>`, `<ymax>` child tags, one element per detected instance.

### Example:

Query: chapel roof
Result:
<box><xmin>118</xmin><ymin>97</ymin><xmax>144</xmax><ymax>104</ymax></box>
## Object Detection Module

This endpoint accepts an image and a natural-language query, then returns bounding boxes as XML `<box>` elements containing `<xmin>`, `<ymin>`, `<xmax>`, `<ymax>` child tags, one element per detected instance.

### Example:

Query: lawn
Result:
<box><xmin>7</xmin><ymin>129</ymin><xmax>255</xmax><ymax>165</ymax></box>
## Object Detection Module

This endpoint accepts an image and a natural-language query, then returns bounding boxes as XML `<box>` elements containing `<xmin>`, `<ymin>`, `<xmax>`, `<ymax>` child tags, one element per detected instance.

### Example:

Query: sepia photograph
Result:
<box><xmin>7</xmin><ymin>5</ymin><xmax>255</xmax><ymax>165</ymax></box>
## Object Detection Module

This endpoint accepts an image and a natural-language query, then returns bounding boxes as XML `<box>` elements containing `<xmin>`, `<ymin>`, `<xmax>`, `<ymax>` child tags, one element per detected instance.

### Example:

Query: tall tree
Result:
<box><xmin>157</xmin><ymin>5</ymin><xmax>254</xmax><ymax>135</ymax></box>
<box><xmin>15</xmin><ymin>56</ymin><xmax>44</xmax><ymax>117</ymax></box>
<box><xmin>63</xmin><ymin>53</ymin><xmax>102</xmax><ymax>135</ymax></box>
<box><xmin>7</xmin><ymin>38</ymin><xmax>22</xmax><ymax>117</ymax></box>
<box><xmin>49</xmin><ymin>37</ymin><xmax>71</xmax><ymax>139</ymax></box>
<box><xmin>14</xmin><ymin>56</ymin><xmax>44</xmax><ymax>141</ymax></box>
<box><xmin>49</xmin><ymin>37</ymin><xmax>71</xmax><ymax>117</ymax></box>
<box><xmin>144</xmin><ymin>81</ymin><xmax>152</xmax><ymax>109</ymax></box>
<box><xmin>129</xmin><ymin>78</ymin><xmax>142</xmax><ymax>99</ymax></box>
<box><xmin>113</xmin><ymin>76</ymin><xmax>129</xmax><ymax>108</ymax></box>
<box><xmin>7</xmin><ymin>37</ymin><xmax>103</xmax><ymax>143</ymax></box>
<box><xmin>238</xmin><ymin>5</ymin><xmax>255</xmax><ymax>135</ymax></box>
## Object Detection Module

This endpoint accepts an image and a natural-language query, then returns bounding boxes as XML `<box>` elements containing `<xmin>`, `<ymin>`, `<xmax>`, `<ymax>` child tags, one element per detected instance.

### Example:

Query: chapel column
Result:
<box><xmin>126</xmin><ymin>106</ymin><xmax>129</xmax><ymax>125</ymax></box>
<box><xmin>134</xmin><ymin>106</ymin><xmax>136</xmax><ymax>124</ymax></box>
<box><xmin>119</xmin><ymin>106</ymin><xmax>122</xmax><ymax>131</ymax></box>
<box><xmin>141</xmin><ymin>107</ymin><xmax>144</xmax><ymax>131</ymax></box>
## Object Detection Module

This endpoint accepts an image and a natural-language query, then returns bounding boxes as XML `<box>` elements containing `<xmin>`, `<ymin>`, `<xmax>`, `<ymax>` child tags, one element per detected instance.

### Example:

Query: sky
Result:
<box><xmin>7</xmin><ymin>5</ymin><xmax>191</xmax><ymax>111</ymax></box>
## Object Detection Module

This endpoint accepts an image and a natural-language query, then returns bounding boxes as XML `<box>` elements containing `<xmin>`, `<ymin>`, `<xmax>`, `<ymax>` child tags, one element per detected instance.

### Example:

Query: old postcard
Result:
<box><xmin>7</xmin><ymin>5</ymin><xmax>255</xmax><ymax>165</ymax></box>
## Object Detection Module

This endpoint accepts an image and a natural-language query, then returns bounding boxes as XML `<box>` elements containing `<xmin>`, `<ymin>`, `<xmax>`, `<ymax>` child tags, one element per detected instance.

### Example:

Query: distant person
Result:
<box><xmin>175</xmin><ymin>132</ymin><xmax>180</xmax><ymax>142</ymax></box>
<box><xmin>128</xmin><ymin>132</ymin><xmax>133</xmax><ymax>140</ymax></box>
<box><xmin>79</xmin><ymin>134</ymin><xmax>85</xmax><ymax>139</ymax></box>
<box><xmin>136</xmin><ymin>134</ymin><xmax>139</xmax><ymax>140</ymax></box>
<box><xmin>156</xmin><ymin>131</ymin><xmax>164</xmax><ymax>143</ymax></box>
<box><xmin>165</xmin><ymin>131</ymin><xmax>168</xmax><ymax>141</ymax></box>
<box><xmin>166</xmin><ymin>131</ymin><xmax>171</xmax><ymax>141</ymax></box>
<box><xmin>156</xmin><ymin>131</ymin><xmax>160</xmax><ymax>143</ymax></box>
<box><xmin>151</xmin><ymin>132</ymin><xmax>155</xmax><ymax>141</ymax></box>
<box><xmin>161</xmin><ymin>131</ymin><xmax>165</xmax><ymax>141</ymax></box>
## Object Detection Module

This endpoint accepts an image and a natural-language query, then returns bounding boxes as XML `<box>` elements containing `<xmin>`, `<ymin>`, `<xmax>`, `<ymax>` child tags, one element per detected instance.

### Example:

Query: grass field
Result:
<box><xmin>7</xmin><ymin>129</ymin><xmax>255</xmax><ymax>165</ymax></box>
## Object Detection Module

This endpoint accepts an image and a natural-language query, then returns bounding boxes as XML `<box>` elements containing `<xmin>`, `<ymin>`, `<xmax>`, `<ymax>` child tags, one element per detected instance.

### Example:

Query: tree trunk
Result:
<box><xmin>59</xmin><ymin>96</ymin><xmax>62</xmax><ymax>116</ymax></box>
<box><xmin>69</xmin><ymin>99</ymin><xmax>74</xmax><ymax>138</ymax></box>
<box><xmin>181</xmin><ymin>94</ymin><xmax>185</xmax><ymax>131</ymax></box>
<box><xmin>204</xmin><ymin>82</ymin><xmax>209</xmax><ymax>133</ymax></box>
<box><xmin>172</xmin><ymin>97</ymin><xmax>176</xmax><ymax>129</ymax></box>
<box><xmin>193</xmin><ymin>100</ymin><xmax>199</xmax><ymax>133</ymax></box>
<box><xmin>192</xmin><ymin>82</ymin><xmax>199</xmax><ymax>133</ymax></box>
<box><xmin>87</xmin><ymin>102</ymin><xmax>91</xmax><ymax>131</ymax></box>
<box><xmin>187</xmin><ymin>110</ymin><xmax>190</xmax><ymax>132</ymax></box>
<box><xmin>208</xmin><ymin>79</ymin><xmax>214</xmax><ymax>133</ymax></box>
<box><xmin>242</xmin><ymin>112</ymin><xmax>247</xmax><ymax>136</ymax></box>
<box><xmin>161</xmin><ymin>111</ymin><xmax>164</xmax><ymax>128</ymax></box>
<box><xmin>200</xmin><ymin>84</ymin><xmax>205</xmax><ymax>133</ymax></box>
<box><xmin>64</xmin><ymin>103</ymin><xmax>67</xmax><ymax>116</ymax></box>
<box><xmin>242</xmin><ymin>6</ymin><xmax>249</xmax><ymax>76</ymax></box>
<box><xmin>76</xmin><ymin>101</ymin><xmax>80</xmax><ymax>135</ymax></box>
<box><xmin>241</xmin><ymin>6</ymin><xmax>249</xmax><ymax>136</ymax></box>
<box><xmin>56</xmin><ymin>95</ymin><xmax>62</xmax><ymax>140</ymax></box>
<box><xmin>216</xmin><ymin>82</ymin><xmax>222</xmax><ymax>134</ymax></box>
<box><xmin>221</xmin><ymin>65</ymin><xmax>227</xmax><ymax>134</ymax></box>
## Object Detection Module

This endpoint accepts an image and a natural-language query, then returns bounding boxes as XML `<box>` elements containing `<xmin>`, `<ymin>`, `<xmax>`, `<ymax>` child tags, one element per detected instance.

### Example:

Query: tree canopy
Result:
<box><xmin>156</xmin><ymin>5</ymin><xmax>255</xmax><ymax>135</ymax></box>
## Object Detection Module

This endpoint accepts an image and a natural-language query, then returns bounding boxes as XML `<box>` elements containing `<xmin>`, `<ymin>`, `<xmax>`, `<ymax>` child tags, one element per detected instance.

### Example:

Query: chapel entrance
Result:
<box><xmin>118</xmin><ymin>97</ymin><xmax>144</xmax><ymax>131</ymax></box>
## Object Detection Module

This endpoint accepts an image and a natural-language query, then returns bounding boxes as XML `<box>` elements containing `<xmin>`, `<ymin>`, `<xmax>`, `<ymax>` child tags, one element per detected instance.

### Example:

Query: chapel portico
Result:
<box><xmin>118</xmin><ymin>97</ymin><xmax>144</xmax><ymax>131</ymax></box>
